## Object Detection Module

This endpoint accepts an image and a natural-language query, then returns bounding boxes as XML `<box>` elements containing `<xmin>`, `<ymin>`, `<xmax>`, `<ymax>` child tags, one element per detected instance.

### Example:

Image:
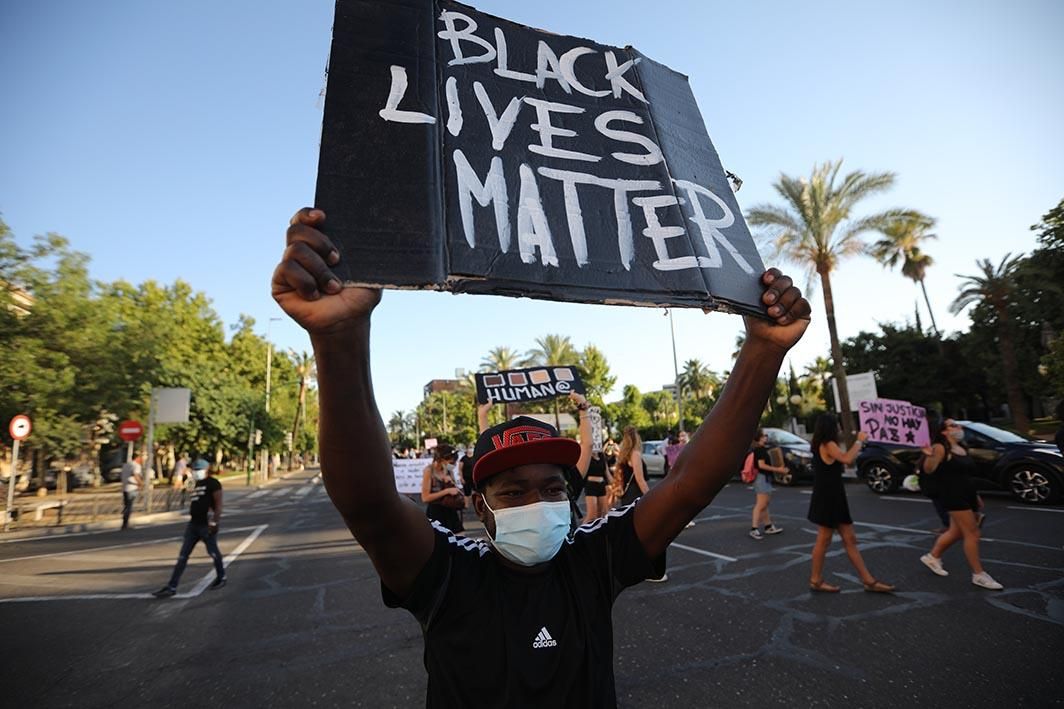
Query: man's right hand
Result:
<box><xmin>272</xmin><ymin>208</ymin><xmax>382</xmax><ymax>335</ymax></box>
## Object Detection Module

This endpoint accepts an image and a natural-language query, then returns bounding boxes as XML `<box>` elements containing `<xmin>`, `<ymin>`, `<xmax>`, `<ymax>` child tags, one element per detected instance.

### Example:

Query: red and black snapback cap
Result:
<box><xmin>472</xmin><ymin>416</ymin><xmax>581</xmax><ymax>485</ymax></box>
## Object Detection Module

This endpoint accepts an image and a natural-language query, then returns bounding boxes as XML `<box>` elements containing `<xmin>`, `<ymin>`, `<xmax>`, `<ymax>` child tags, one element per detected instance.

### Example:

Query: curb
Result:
<box><xmin>0</xmin><ymin>510</ymin><xmax>187</xmax><ymax>542</ymax></box>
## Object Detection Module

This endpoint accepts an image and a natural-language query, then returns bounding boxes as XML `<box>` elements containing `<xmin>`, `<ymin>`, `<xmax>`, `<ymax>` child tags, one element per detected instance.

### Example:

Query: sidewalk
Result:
<box><xmin>1</xmin><ymin>469</ymin><xmax>301</xmax><ymax>540</ymax></box>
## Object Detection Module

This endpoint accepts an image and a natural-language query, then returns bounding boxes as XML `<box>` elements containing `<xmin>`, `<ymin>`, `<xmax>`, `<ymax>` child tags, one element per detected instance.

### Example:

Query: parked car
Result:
<box><xmin>857</xmin><ymin>420</ymin><xmax>1064</xmax><ymax>505</ymax></box>
<box><xmin>762</xmin><ymin>428</ymin><xmax>815</xmax><ymax>485</ymax></box>
<box><xmin>642</xmin><ymin>440</ymin><xmax>667</xmax><ymax>477</ymax></box>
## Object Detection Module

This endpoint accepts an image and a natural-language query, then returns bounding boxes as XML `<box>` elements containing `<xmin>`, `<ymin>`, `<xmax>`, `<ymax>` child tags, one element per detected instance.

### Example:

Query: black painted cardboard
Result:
<box><xmin>315</xmin><ymin>0</ymin><xmax>766</xmax><ymax>315</ymax></box>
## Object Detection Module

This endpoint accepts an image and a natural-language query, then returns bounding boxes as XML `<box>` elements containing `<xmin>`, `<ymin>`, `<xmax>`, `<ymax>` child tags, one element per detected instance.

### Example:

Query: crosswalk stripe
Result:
<box><xmin>293</xmin><ymin>486</ymin><xmax>313</xmax><ymax>498</ymax></box>
<box><xmin>247</xmin><ymin>489</ymin><xmax>270</xmax><ymax>499</ymax></box>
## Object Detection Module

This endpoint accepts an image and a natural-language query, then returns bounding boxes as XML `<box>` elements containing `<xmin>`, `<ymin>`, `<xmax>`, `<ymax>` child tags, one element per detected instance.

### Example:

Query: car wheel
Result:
<box><xmin>1007</xmin><ymin>466</ymin><xmax>1058</xmax><ymax>505</ymax></box>
<box><xmin>862</xmin><ymin>462</ymin><xmax>899</xmax><ymax>494</ymax></box>
<box><xmin>773</xmin><ymin>470</ymin><xmax>793</xmax><ymax>486</ymax></box>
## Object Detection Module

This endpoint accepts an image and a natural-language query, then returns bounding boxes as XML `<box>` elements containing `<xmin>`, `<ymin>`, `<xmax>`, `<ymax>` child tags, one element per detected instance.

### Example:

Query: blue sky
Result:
<box><xmin>2</xmin><ymin>0</ymin><xmax>1062</xmax><ymax>425</ymax></box>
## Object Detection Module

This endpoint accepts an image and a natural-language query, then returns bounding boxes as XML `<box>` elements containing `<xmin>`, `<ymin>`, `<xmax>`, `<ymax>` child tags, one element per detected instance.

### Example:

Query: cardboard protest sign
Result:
<box><xmin>475</xmin><ymin>366</ymin><xmax>584</xmax><ymax>405</ymax></box>
<box><xmin>588</xmin><ymin>405</ymin><xmax>604</xmax><ymax>454</ymax></box>
<box><xmin>392</xmin><ymin>458</ymin><xmax>427</xmax><ymax>495</ymax></box>
<box><xmin>316</xmin><ymin>0</ymin><xmax>766</xmax><ymax>315</ymax></box>
<box><xmin>858</xmin><ymin>399</ymin><xmax>930</xmax><ymax>447</ymax></box>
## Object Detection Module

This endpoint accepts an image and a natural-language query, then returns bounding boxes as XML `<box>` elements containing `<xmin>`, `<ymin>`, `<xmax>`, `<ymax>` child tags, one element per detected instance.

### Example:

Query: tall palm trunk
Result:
<box><xmin>918</xmin><ymin>277</ymin><xmax>940</xmax><ymax>335</ymax></box>
<box><xmin>994</xmin><ymin>304</ymin><xmax>1030</xmax><ymax>433</ymax></box>
<box><xmin>819</xmin><ymin>267</ymin><xmax>856</xmax><ymax>436</ymax></box>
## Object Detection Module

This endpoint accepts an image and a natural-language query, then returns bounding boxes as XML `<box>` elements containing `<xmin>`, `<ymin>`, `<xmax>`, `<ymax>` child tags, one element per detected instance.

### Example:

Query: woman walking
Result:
<box><xmin>920</xmin><ymin>418</ymin><xmax>1003</xmax><ymax>589</ymax></box>
<box><xmin>749</xmin><ymin>429</ymin><xmax>787</xmax><ymax>539</ymax></box>
<box><xmin>807</xmin><ymin>414</ymin><xmax>894</xmax><ymax>593</ymax></box>
<box><xmin>420</xmin><ymin>444</ymin><xmax>465</xmax><ymax>533</ymax></box>
<box><xmin>613</xmin><ymin>426</ymin><xmax>649</xmax><ymax>509</ymax></box>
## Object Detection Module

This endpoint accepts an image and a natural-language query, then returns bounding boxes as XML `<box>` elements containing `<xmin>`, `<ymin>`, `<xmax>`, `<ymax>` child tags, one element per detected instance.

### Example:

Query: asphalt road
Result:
<box><xmin>1</xmin><ymin>469</ymin><xmax>1062</xmax><ymax>708</ymax></box>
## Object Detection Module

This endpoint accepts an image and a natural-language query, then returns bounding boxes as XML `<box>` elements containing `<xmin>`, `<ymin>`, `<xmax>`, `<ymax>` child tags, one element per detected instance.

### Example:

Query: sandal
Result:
<box><xmin>863</xmin><ymin>579</ymin><xmax>895</xmax><ymax>593</ymax></box>
<box><xmin>809</xmin><ymin>579</ymin><xmax>840</xmax><ymax>593</ymax></box>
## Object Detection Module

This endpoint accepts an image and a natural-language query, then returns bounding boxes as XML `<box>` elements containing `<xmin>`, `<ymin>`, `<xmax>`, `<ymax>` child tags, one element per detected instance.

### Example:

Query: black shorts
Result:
<box><xmin>584</xmin><ymin>476</ymin><xmax>607</xmax><ymax>497</ymax></box>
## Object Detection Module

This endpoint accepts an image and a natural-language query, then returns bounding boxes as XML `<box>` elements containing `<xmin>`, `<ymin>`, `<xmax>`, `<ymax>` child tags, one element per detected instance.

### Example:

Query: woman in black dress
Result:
<box><xmin>420</xmin><ymin>444</ymin><xmax>464</xmax><ymax>533</ymax></box>
<box><xmin>807</xmin><ymin>414</ymin><xmax>894</xmax><ymax>593</ymax></box>
<box><xmin>919</xmin><ymin>418</ymin><xmax>1003</xmax><ymax>590</ymax></box>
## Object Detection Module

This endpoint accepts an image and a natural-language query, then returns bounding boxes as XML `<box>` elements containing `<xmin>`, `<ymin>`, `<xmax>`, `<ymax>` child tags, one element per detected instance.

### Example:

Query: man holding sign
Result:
<box><xmin>272</xmin><ymin>207</ymin><xmax>810</xmax><ymax>706</ymax></box>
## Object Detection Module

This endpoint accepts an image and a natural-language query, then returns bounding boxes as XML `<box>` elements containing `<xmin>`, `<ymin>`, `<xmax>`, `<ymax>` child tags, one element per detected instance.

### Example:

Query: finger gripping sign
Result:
<box><xmin>858</xmin><ymin>399</ymin><xmax>930</xmax><ymax>448</ymax></box>
<box><xmin>315</xmin><ymin>0</ymin><xmax>766</xmax><ymax>315</ymax></box>
<box><xmin>475</xmin><ymin>366</ymin><xmax>585</xmax><ymax>405</ymax></box>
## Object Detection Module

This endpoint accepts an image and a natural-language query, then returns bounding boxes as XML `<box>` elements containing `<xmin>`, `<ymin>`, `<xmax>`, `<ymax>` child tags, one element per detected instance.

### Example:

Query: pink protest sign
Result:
<box><xmin>857</xmin><ymin>398</ymin><xmax>929</xmax><ymax>447</ymax></box>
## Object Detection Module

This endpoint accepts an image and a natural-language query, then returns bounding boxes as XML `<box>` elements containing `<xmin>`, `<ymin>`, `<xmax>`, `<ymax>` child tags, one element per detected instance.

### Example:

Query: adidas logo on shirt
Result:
<box><xmin>532</xmin><ymin>627</ymin><xmax>557</xmax><ymax>649</ymax></box>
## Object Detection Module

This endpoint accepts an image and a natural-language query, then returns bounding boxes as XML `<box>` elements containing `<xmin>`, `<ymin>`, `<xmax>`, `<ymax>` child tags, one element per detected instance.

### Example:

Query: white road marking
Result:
<box><xmin>1006</xmin><ymin>506</ymin><xmax>1064</xmax><ymax>514</ymax></box>
<box><xmin>247</xmin><ymin>489</ymin><xmax>271</xmax><ymax>499</ymax></box>
<box><xmin>293</xmin><ymin>486</ymin><xmax>313</xmax><ymax>499</ymax></box>
<box><xmin>880</xmin><ymin>496</ymin><xmax>931</xmax><ymax>503</ymax></box>
<box><xmin>179</xmin><ymin>524</ymin><xmax>267</xmax><ymax>597</ymax></box>
<box><xmin>0</xmin><ymin>524</ymin><xmax>268</xmax><ymax>603</ymax></box>
<box><xmin>0</xmin><ymin>525</ymin><xmax>262</xmax><ymax>565</ymax></box>
<box><xmin>670</xmin><ymin>542</ymin><xmax>738</xmax><ymax>563</ymax></box>
<box><xmin>800</xmin><ymin>490</ymin><xmax>812</xmax><ymax>495</ymax></box>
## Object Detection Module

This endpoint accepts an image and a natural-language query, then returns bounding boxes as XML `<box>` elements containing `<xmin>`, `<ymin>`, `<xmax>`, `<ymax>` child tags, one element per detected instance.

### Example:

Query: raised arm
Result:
<box><xmin>633</xmin><ymin>269</ymin><xmax>811</xmax><ymax>557</ymax></box>
<box><xmin>272</xmin><ymin>208</ymin><xmax>433</xmax><ymax>597</ymax></box>
<box><xmin>922</xmin><ymin>442</ymin><xmax>947</xmax><ymax>473</ymax></box>
<box><xmin>822</xmin><ymin>431</ymin><xmax>868</xmax><ymax>466</ymax></box>
<box><xmin>570</xmin><ymin>393</ymin><xmax>592</xmax><ymax>476</ymax></box>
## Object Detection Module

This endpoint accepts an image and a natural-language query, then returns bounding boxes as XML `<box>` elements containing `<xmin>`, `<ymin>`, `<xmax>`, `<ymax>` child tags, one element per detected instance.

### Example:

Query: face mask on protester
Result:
<box><xmin>193</xmin><ymin>469</ymin><xmax>208</xmax><ymax>481</ymax></box>
<box><xmin>481</xmin><ymin>498</ymin><xmax>571</xmax><ymax>566</ymax></box>
<box><xmin>948</xmin><ymin>429</ymin><xmax>964</xmax><ymax>442</ymax></box>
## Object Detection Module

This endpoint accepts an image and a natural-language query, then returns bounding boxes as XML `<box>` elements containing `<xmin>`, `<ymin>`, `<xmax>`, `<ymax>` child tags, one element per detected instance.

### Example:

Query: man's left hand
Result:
<box><xmin>208</xmin><ymin>523</ymin><xmax>219</xmax><ymax>536</ymax></box>
<box><xmin>744</xmin><ymin>268</ymin><xmax>811</xmax><ymax>352</ymax></box>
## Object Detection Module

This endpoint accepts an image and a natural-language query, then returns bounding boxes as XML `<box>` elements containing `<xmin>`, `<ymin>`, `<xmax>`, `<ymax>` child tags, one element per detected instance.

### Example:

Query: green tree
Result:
<box><xmin>951</xmin><ymin>254</ymin><xmax>1030</xmax><ymax>431</ymax></box>
<box><xmin>576</xmin><ymin>344</ymin><xmax>616</xmax><ymax>407</ymax></box>
<box><xmin>747</xmin><ymin>159</ymin><xmax>928</xmax><ymax>435</ymax></box>
<box><xmin>871</xmin><ymin>213</ymin><xmax>941</xmax><ymax>334</ymax></box>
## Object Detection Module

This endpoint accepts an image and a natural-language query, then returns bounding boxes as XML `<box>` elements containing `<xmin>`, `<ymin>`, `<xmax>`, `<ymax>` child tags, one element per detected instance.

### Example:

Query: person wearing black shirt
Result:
<box><xmin>749</xmin><ymin>430</ymin><xmax>787</xmax><ymax>540</ymax></box>
<box><xmin>152</xmin><ymin>458</ymin><xmax>226</xmax><ymax>597</ymax></box>
<box><xmin>272</xmin><ymin>208</ymin><xmax>812</xmax><ymax>707</ymax></box>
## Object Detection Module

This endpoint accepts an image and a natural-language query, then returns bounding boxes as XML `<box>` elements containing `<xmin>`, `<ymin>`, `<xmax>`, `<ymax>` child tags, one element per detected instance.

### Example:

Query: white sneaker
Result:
<box><xmin>920</xmin><ymin>554</ymin><xmax>949</xmax><ymax>577</ymax></box>
<box><xmin>971</xmin><ymin>572</ymin><xmax>1003</xmax><ymax>590</ymax></box>
<box><xmin>647</xmin><ymin>573</ymin><xmax>668</xmax><ymax>583</ymax></box>
<box><xmin>764</xmin><ymin>524</ymin><xmax>783</xmax><ymax>535</ymax></box>
<box><xmin>685</xmin><ymin>521</ymin><xmax>696</xmax><ymax>528</ymax></box>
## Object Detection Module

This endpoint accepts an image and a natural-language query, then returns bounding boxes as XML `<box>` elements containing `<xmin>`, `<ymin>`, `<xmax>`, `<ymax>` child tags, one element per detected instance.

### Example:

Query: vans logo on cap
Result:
<box><xmin>490</xmin><ymin>426</ymin><xmax>550</xmax><ymax>451</ymax></box>
<box><xmin>532</xmin><ymin>626</ymin><xmax>557</xmax><ymax>649</ymax></box>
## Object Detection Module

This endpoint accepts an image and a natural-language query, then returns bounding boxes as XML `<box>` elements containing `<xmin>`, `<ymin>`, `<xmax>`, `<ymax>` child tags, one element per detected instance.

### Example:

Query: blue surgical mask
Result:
<box><xmin>482</xmin><ymin>498</ymin><xmax>571</xmax><ymax>566</ymax></box>
<box><xmin>193</xmin><ymin>469</ymin><xmax>207</xmax><ymax>481</ymax></box>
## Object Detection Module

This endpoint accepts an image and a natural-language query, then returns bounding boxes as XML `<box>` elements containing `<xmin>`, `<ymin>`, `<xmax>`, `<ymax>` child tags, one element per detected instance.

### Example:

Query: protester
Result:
<box><xmin>171</xmin><ymin>453</ymin><xmax>189</xmax><ymax>488</ymax></box>
<box><xmin>612</xmin><ymin>426</ymin><xmax>650</xmax><ymax>510</ymax></box>
<box><xmin>568</xmin><ymin>393</ymin><xmax>609</xmax><ymax>523</ymax></box>
<box><xmin>664</xmin><ymin>431</ymin><xmax>693</xmax><ymax>526</ymax></box>
<box><xmin>1055</xmin><ymin>401</ymin><xmax>1064</xmax><ymax>454</ymax></box>
<box><xmin>271</xmin><ymin>207</ymin><xmax>810</xmax><ymax>706</ymax></box>
<box><xmin>920</xmin><ymin>418</ymin><xmax>1003</xmax><ymax>590</ymax></box>
<box><xmin>748</xmin><ymin>429</ymin><xmax>786</xmax><ymax>540</ymax></box>
<box><xmin>806</xmin><ymin>414</ymin><xmax>894</xmax><ymax>593</ymax></box>
<box><xmin>119</xmin><ymin>454</ymin><xmax>143</xmax><ymax>531</ymax></box>
<box><xmin>152</xmin><ymin>458</ymin><xmax>226</xmax><ymax>597</ymax></box>
<box><xmin>421</xmin><ymin>444</ymin><xmax>464</xmax><ymax>533</ymax></box>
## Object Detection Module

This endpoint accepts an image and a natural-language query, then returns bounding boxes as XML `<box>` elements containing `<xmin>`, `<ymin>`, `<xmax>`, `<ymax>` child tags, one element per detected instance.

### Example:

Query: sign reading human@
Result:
<box><xmin>858</xmin><ymin>399</ymin><xmax>929</xmax><ymax>447</ymax></box>
<box><xmin>9</xmin><ymin>414</ymin><xmax>31</xmax><ymax>441</ymax></box>
<box><xmin>476</xmin><ymin>366</ymin><xmax>585</xmax><ymax>405</ymax></box>
<box><xmin>315</xmin><ymin>0</ymin><xmax>766</xmax><ymax>315</ymax></box>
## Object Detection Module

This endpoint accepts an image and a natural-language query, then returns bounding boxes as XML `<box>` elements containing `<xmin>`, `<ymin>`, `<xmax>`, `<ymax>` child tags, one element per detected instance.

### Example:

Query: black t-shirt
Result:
<box><xmin>382</xmin><ymin>503</ymin><xmax>664</xmax><ymax>708</ymax></box>
<box><xmin>754</xmin><ymin>446</ymin><xmax>773</xmax><ymax>478</ymax></box>
<box><xmin>189</xmin><ymin>476</ymin><xmax>221</xmax><ymax>524</ymax></box>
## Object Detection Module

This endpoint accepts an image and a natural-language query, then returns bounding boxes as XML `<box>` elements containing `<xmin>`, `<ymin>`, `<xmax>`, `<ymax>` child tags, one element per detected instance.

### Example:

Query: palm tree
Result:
<box><xmin>679</xmin><ymin>359</ymin><xmax>717</xmax><ymax>401</ymax></box>
<box><xmin>524</xmin><ymin>334</ymin><xmax>579</xmax><ymax>429</ymax></box>
<box><xmin>803</xmin><ymin>356</ymin><xmax>833</xmax><ymax>409</ymax></box>
<box><xmin>387</xmin><ymin>410</ymin><xmax>407</xmax><ymax>445</ymax></box>
<box><xmin>747</xmin><ymin>159</ymin><xmax>925</xmax><ymax>435</ymax></box>
<box><xmin>872</xmin><ymin>214</ymin><xmax>940</xmax><ymax>334</ymax></box>
<box><xmin>480</xmin><ymin>346</ymin><xmax>521</xmax><ymax>373</ymax></box>
<box><xmin>950</xmin><ymin>254</ymin><xmax>1030</xmax><ymax>433</ymax></box>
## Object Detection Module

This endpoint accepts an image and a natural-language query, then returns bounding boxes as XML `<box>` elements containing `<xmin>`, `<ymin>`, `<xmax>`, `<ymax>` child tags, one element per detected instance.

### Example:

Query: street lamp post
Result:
<box><xmin>667</xmin><ymin>310</ymin><xmax>684</xmax><ymax>432</ymax></box>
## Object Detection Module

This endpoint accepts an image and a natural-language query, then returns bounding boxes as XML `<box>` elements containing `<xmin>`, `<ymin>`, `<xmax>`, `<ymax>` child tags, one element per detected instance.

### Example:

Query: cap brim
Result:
<box><xmin>473</xmin><ymin>438</ymin><xmax>581</xmax><ymax>485</ymax></box>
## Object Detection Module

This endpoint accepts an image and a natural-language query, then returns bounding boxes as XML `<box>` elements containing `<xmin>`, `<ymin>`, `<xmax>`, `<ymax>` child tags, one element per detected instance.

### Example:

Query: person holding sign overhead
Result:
<box><xmin>272</xmin><ymin>207</ymin><xmax>811</xmax><ymax>707</ymax></box>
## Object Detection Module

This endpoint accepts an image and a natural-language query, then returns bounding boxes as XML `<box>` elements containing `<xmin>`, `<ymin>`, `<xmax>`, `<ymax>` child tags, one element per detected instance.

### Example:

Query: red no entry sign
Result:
<box><xmin>9</xmin><ymin>414</ymin><xmax>32</xmax><ymax>441</ymax></box>
<box><xmin>118</xmin><ymin>420</ymin><xmax>143</xmax><ymax>442</ymax></box>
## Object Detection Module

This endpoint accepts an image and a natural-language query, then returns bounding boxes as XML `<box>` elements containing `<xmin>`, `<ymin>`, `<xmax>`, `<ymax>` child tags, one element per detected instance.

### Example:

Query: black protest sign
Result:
<box><xmin>316</xmin><ymin>0</ymin><xmax>767</xmax><ymax>315</ymax></box>
<box><xmin>475</xmin><ymin>366</ymin><xmax>585</xmax><ymax>405</ymax></box>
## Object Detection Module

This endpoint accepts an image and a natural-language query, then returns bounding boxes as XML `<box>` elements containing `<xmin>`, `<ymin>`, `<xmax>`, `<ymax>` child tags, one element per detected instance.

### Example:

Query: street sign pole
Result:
<box><xmin>4</xmin><ymin>439</ymin><xmax>19</xmax><ymax>532</ymax></box>
<box><xmin>145</xmin><ymin>390</ymin><xmax>157</xmax><ymax>514</ymax></box>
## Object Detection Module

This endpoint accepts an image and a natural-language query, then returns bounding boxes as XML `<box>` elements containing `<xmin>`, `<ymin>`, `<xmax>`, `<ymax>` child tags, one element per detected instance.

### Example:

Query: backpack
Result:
<box><xmin>740</xmin><ymin>452</ymin><xmax>758</xmax><ymax>484</ymax></box>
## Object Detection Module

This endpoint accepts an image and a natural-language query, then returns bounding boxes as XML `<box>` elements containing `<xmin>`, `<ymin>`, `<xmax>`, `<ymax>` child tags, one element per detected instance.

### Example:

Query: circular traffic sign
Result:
<box><xmin>118</xmin><ymin>420</ymin><xmax>144</xmax><ymax>442</ymax></box>
<box><xmin>9</xmin><ymin>414</ymin><xmax>32</xmax><ymax>441</ymax></box>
